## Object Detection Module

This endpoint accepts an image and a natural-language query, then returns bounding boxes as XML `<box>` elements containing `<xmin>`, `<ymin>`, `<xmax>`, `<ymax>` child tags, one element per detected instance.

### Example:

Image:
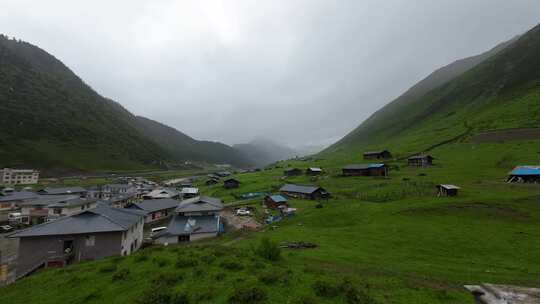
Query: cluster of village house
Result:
<box><xmin>1</xmin><ymin>153</ymin><xmax>539</xmax><ymax>282</ymax></box>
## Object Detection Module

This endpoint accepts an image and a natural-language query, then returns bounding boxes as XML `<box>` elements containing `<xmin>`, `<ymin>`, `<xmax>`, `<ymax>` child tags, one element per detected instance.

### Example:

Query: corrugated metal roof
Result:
<box><xmin>9</xmin><ymin>203</ymin><xmax>144</xmax><ymax>238</ymax></box>
<box><xmin>343</xmin><ymin>164</ymin><xmax>385</xmax><ymax>170</ymax></box>
<box><xmin>0</xmin><ymin>191</ymin><xmax>39</xmax><ymax>202</ymax></box>
<box><xmin>279</xmin><ymin>184</ymin><xmax>321</xmax><ymax>194</ymax></box>
<box><xmin>509</xmin><ymin>166</ymin><xmax>540</xmax><ymax>176</ymax></box>
<box><xmin>268</xmin><ymin>195</ymin><xmax>288</xmax><ymax>203</ymax></box>
<box><xmin>130</xmin><ymin>198</ymin><xmax>180</xmax><ymax>213</ymax></box>
<box><xmin>152</xmin><ymin>215</ymin><xmax>219</xmax><ymax>238</ymax></box>
<box><xmin>437</xmin><ymin>184</ymin><xmax>460</xmax><ymax>190</ymax></box>
<box><xmin>176</xmin><ymin>196</ymin><xmax>223</xmax><ymax>213</ymax></box>
<box><xmin>39</xmin><ymin>187</ymin><xmax>87</xmax><ymax>195</ymax></box>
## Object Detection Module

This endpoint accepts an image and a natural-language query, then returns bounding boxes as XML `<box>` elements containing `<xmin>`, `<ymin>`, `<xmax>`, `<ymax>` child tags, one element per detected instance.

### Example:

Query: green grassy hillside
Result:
<box><xmin>0</xmin><ymin>35</ymin><xmax>251</xmax><ymax>174</ymax></box>
<box><xmin>326</xmin><ymin>25</ymin><xmax>539</xmax><ymax>157</ymax></box>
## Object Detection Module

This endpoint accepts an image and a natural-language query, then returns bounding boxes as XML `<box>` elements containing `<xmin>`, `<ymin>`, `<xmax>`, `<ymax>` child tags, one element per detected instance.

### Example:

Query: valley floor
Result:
<box><xmin>1</xmin><ymin>140</ymin><xmax>540</xmax><ymax>303</ymax></box>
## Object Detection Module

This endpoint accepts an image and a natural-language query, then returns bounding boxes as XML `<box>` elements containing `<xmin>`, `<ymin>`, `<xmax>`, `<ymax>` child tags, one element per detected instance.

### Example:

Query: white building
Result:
<box><xmin>0</xmin><ymin>168</ymin><xmax>39</xmax><ymax>185</ymax></box>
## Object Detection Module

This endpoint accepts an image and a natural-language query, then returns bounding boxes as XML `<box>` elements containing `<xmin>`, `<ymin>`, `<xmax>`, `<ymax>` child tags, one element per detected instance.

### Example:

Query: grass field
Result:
<box><xmin>2</xmin><ymin>138</ymin><xmax>540</xmax><ymax>303</ymax></box>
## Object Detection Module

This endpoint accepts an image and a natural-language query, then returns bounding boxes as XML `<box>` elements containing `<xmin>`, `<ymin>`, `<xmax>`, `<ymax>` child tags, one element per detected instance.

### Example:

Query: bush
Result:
<box><xmin>153</xmin><ymin>272</ymin><xmax>183</xmax><ymax>286</ymax></box>
<box><xmin>135</xmin><ymin>254</ymin><xmax>149</xmax><ymax>262</ymax></box>
<box><xmin>136</xmin><ymin>284</ymin><xmax>172</xmax><ymax>304</ymax></box>
<box><xmin>340</xmin><ymin>278</ymin><xmax>377</xmax><ymax>304</ymax></box>
<box><xmin>152</xmin><ymin>257</ymin><xmax>169</xmax><ymax>268</ymax></box>
<box><xmin>315</xmin><ymin>203</ymin><xmax>323</xmax><ymax>209</ymax></box>
<box><xmin>257</xmin><ymin>271</ymin><xmax>289</xmax><ymax>285</ymax></box>
<box><xmin>112</xmin><ymin>268</ymin><xmax>130</xmax><ymax>281</ymax></box>
<box><xmin>255</xmin><ymin>238</ymin><xmax>281</xmax><ymax>261</ymax></box>
<box><xmin>98</xmin><ymin>264</ymin><xmax>117</xmax><ymax>273</ymax></box>
<box><xmin>175</xmin><ymin>257</ymin><xmax>198</xmax><ymax>268</ymax></box>
<box><xmin>228</xmin><ymin>285</ymin><xmax>266</xmax><ymax>304</ymax></box>
<box><xmin>220</xmin><ymin>259</ymin><xmax>244</xmax><ymax>270</ymax></box>
<box><xmin>312</xmin><ymin>280</ymin><xmax>340</xmax><ymax>298</ymax></box>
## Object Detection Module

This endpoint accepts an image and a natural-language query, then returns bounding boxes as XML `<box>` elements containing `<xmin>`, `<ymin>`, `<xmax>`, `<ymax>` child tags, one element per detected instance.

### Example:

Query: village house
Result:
<box><xmin>342</xmin><ymin>164</ymin><xmax>388</xmax><ymax>177</ymax></box>
<box><xmin>47</xmin><ymin>197</ymin><xmax>99</xmax><ymax>221</ymax></box>
<box><xmin>264</xmin><ymin>195</ymin><xmax>288</xmax><ymax>209</ymax></box>
<box><xmin>279</xmin><ymin>184</ymin><xmax>330</xmax><ymax>200</ymax></box>
<box><xmin>306</xmin><ymin>167</ymin><xmax>323</xmax><ymax>176</ymax></box>
<box><xmin>9</xmin><ymin>203</ymin><xmax>145</xmax><ymax>279</ymax></box>
<box><xmin>436</xmin><ymin>184</ymin><xmax>460</xmax><ymax>197</ymax></box>
<box><xmin>205</xmin><ymin>178</ymin><xmax>219</xmax><ymax>186</ymax></box>
<box><xmin>105</xmin><ymin>192</ymin><xmax>138</xmax><ymax>209</ymax></box>
<box><xmin>363</xmin><ymin>150</ymin><xmax>392</xmax><ymax>160</ymax></box>
<box><xmin>215</xmin><ymin>171</ymin><xmax>232</xmax><ymax>177</ymax></box>
<box><xmin>38</xmin><ymin>187</ymin><xmax>87</xmax><ymax>197</ymax></box>
<box><xmin>507</xmin><ymin>166</ymin><xmax>540</xmax><ymax>183</ymax></box>
<box><xmin>142</xmin><ymin>188</ymin><xmax>180</xmax><ymax>200</ymax></box>
<box><xmin>224</xmin><ymin>178</ymin><xmax>240</xmax><ymax>189</ymax></box>
<box><xmin>0</xmin><ymin>168</ymin><xmax>39</xmax><ymax>185</ymax></box>
<box><xmin>284</xmin><ymin>168</ymin><xmax>303</xmax><ymax>177</ymax></box>
<box><xmin>18</xmin><ymin>195</ymin><xmax>80</xmax><ymax>225</ymax></box>
<box><xmin>152</xmin><ymin>196</ymin><xmax>224</xmax><ymax>244</ymax></box>
<box><xmin>408</xmin><ymin>155</ymin><xmax>434</xmax><ymax>167</ymax></box>
<box><xmin>180</xmin><ymin>187</ymin><xmax>199</xmax><ymax>199</ymax></box>
<box><xmin>100</xmin><ymin>184</ymin><xmax>137</xmax><ymax>199</ymax></box>
<box><xmin>0</xmin><ymin>191</ymin><xmax>39</xmax><ymax>213</ymax></box>
<box><xmin>128</xmin><ymin>198</ymin><xmax>180</xmax><ymax>224</ymax></box>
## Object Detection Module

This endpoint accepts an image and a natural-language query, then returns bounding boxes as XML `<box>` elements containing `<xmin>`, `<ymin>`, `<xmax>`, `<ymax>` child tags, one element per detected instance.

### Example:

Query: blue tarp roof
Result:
<box><xmin>509</xmin><ymin>166</ymin><xmax>540</xmax><ymax>176</ymax></box>
<box><xmin>269</xmin><ymin>195</ymin><xmax>288</xmax><ymax>202</ymax></box>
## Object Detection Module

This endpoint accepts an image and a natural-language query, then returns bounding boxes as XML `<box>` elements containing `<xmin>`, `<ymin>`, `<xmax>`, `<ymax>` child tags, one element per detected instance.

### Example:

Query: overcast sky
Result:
<box><xmin>1</xmin><ymin>1</ymin><xmax>539</xmax><ymax>148</ymax></box>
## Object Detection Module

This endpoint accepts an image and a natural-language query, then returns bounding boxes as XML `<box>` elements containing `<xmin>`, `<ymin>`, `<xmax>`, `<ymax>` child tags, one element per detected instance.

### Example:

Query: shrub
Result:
<box><xmin>152</xmin><ymin>257</ymin><xmax>169</xmax><ymax>268</ymax></box>
<box><xmin>175</xmin><ymin>257</ymin><xmax>198</xmax><ymax>268</ymax></box>
<box><xmin>220</xmin><ymin>259</ymin><xmax>244</xmax><ymax>270</ymax></box>
<box><xmin>135</xmin><ymin>253</ymin><xmax>149</xmax><ymax>262</ymax></box>
<box><xmin>312</xmin><ymin>280</ymin><xmax>340</xmax><ymax>298</ymax></box>
<box><xmin>153</xmin><ymin>272</ymin><xmax>183</xmax><ymax>286</ymax></box>
<box><xmin>257</xmin><ymin>271</ymin><xmax>289</xmax><ymax>285</ymax></box>
<box><xmin>136</xmin><ymin>284</ymin><xmax>172</xmax><ymax>304</ymax></box>
<box><xmin>112</xmin><ymin>268</ymin><xmax>130</xmax><ymax>281</ymax></box>
<box><xmin>255</xmin><ymin>238</ymin><xmax>281</xmax><ymax>261</ymax></box>
<box><xmin>340</xmin><ymin>278</ymin><xmax>377</xmax><ymax>304</ymax></box>
<box><xmin>228</xmin><ymin>285</ymin><xmax>266</xmax><ymax>304</ymax></box>
<box><xmin>98</xmin><ymin>264</ymin><xmax>117</xmax><ymax>273</ymax></box>
<box><xmin>315</xmin><ymin>203</ymin><xmax>323</xmax><ymax>209</ymax></box>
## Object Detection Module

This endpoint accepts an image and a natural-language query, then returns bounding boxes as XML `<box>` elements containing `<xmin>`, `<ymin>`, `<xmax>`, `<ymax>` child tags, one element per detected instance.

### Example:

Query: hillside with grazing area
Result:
<box><xmin>0</xmin><ymin>35</ymin><xmax>251</xmax><ymax>173</ymax></box>
<box><xmin>2</xmin><ymin>24</ymin><xmax>540</xmax><ymax>304</ymax></box>
<box><xmin>326</xmin><ymin>25</ymin><xmax>539</xmax><ymax>158</ymax></box>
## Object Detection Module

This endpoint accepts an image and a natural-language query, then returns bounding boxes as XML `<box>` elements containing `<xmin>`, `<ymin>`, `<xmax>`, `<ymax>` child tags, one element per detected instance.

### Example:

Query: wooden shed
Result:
<box><xmin>342</xmin><ymin>164</ymin><xmax>388</xmax><ymax>177</ymax></box>
<box><xmin>306</xmin><ymin>167</ymin><xmax>323</xmax><ymax>176</ymax></box>
<box><xmin>363</xmin><ymin>150</ymin><xmax>392</xmax><ymax>160</ymax></box>
<box><xmin>284</xmin><ymin>168</ymin><xmax>303</xmax><ymax>177</ymax></box>
<box><xmin>264</xmin><ymin>195</ymin><xmax>288</xmax><ymax>209</ymax></box>
<box><xmin>223</xmin><ymin>178</ymin><xmax>240</xmax><ymax>189</ymax></box>
<box><xmin>408</xmin><ymin>155</ymin><xmax>434</xmax><ymax>167</ymax></box>
<box><xmin>279</xmin><ymin>184</ymin><xmax>330</xmax><ymax>200</ymax></box>
<box><xmin>436</xmin><ymin>184</ymin><xmax>460</xmax><ymax>197</ymax></box>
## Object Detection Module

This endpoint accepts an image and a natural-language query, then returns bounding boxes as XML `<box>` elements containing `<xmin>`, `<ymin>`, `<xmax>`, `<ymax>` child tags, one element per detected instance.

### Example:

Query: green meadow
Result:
<box><xmin>2</xmin><ymin>138</ymin><xmax>540</xmax><ymax>303</ymax></box>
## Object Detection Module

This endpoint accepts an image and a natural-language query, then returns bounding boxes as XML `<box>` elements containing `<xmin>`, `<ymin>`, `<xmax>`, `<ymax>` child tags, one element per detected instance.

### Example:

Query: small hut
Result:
<box><xmin>223</xmin><ymin>178</ymin><xmax>240</xmax><ymax>189</ymax></box>
<box><xmin>279</xmin><ymin>184</ymin><xmax>330</xmax><ymax>200</ymax></box>
<box><xmin>507</xmin><ymin>166</ymin><xmax>540</xmax><ymax>183</ymax></box>
<box><xmin>342</xmin><ymin>164</ymin><xmax>388</xmax><ymax>177</ymax></box>
<box><xmin>264</xmin><ymin>195</ymin><xmax>288</xmax><ymax>209</ymax></box>
<box><xmin>363</xmin><ymin>150</ymin><xmax>392</xmax><ymax>160</ymax></box>
<box><xmin>205</xmin><ymin>178</ymin><xmax>219</xmax><ymax>186</ymax></box>
<box><xmin>284</xmin><ymin>168</ymin><xmax>303</xmax><ymax>177</ymax></box>
<box><xmin>436</xmin><ymin>184</ymin><xmax>460</xmax><ymax>197</ymax></box>
<box><xmin>408</xmin><ymin>155</ymin><xmax>434</xmax><ymax>167</ymax></box>
<box><xmin>306</xmin><ymin>167</ymin><xmax>323</xmax><ymax>176</ymax></box>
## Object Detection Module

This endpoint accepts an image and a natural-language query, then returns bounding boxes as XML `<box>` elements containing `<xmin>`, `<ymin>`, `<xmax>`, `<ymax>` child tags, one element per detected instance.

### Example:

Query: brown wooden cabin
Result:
<box><xmin>363</xmin><ymin>150</ymin><xmax>392</xmax><ymax>160</ymax></box>
<box><xmin>205</xmin><ymin>178</ymin><xmax>219</xmax><ymax>186</ymax></box>
<box><xmin>342</xmin><ymin>164</ymin><xmax>388</xmax><ymax>177</ymax></box>
<box><xmin>264</xmin><ymin>195</ymin><xmax>289</xmax><ymax>209</ymax></box>
<box><xmin>436</xmin><ymin>184</ymin><xmax>460</xmax><ymax>197</ymax></box>
<box><xmin>279</xmin><ymin>184</ymin><xmax>330</xmax><ymax>200</ymax></box>
<box><xmin>284</xmin><ymin>168</ymin><xmax>303</xmax><ymax>177</ymax></box>
<box><xmin>408</xmin><ymin>155</ymin><xmax>434</xmax><ymax>167</ymax></box>
<box><xmin>223</xmin><ymin>178</ymin><xmax>240</xmax><ymax>189</ymax></box>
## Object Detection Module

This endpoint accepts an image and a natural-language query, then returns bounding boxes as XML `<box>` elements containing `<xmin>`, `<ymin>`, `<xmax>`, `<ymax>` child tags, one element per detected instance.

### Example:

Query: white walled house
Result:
<box><xmin>0</xmin><ymin>168</ymin><xmax>39</xmax><ymax>185</ymax></box>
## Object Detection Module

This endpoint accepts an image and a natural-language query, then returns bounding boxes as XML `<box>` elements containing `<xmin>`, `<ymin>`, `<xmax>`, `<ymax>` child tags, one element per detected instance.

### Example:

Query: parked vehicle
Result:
<box><xmin>150</xmin><ymin>226</ymin><xmax>167</xmax><ymax>236</ymax></box>
<box><xmin>8</xmin><ymin>212</ymin><xmax>23</xmax><ymax>224</ymax></box>
<box><xmin>236</xmin><ymin>208</ymin><xmax>251</xmax><ymax>216</ymax></box>
<box><xmin>0</xmin><ymin>225</ymin><xmax>14</xmax><ymax>233</ymax></box>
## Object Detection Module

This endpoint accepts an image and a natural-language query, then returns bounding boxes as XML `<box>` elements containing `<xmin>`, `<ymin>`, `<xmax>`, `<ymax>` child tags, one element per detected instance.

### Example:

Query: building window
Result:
<box><xmin>85</xmin><ymin>235</ymin><xmax>95</xmax><ymax>246</ymax></box>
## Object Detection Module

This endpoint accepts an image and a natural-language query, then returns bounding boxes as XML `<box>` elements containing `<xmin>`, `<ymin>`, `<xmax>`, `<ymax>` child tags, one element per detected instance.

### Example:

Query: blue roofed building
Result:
<box><xmin>264</xmin><ymin>194</ymin><xmax>288</xmax><ymax>209</ymax></box>
<box><xmin>507</xmin><ymin>166</ymin><xmax>540</xmax><ymax>183</ymax></box>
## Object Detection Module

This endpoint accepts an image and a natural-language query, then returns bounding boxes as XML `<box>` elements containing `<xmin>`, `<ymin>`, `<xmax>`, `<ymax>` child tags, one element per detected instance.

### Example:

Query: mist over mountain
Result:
<box><xmin>233</xmin><ymin>138</ymin><xmax>298</xmax><ymax>167</ymax></box>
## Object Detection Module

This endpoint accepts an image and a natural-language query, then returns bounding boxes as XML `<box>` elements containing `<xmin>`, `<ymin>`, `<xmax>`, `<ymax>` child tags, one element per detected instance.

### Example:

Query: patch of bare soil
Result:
<box><xmin>400</xmin><ymin>203</ymin><xmax>529</xmax><ymax>221</ymax></box>
<box><xmin>221</xmin><ymin>209</ymin><xmax>262</xmax><ymax>231</ymax></box>
<box><xmin>470</xmin><ymin>128</ymin><xmax>540</xmax><ymax>144</ymax></box>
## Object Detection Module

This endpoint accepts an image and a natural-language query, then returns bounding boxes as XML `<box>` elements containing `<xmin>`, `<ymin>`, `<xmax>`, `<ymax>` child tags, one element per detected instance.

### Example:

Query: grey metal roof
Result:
<box><xmin>129</xmin><ymin>198</ymin><xmax>180</xmax><ymax>213</ymax></box>
<box><xmin>38</xmin><ymin>187</ymin><xmax>87</xmax><ymax>195</ymax></box>
<box><xmin>408</xmin><ymin>155</ymin><xmax>434</xmax><ymax>160</ymax></box>
<box><xmin>48</xmin><ymin>197</ymin><xmax>98</xmax><ymax>208</ymax></box>
<box><xmin>279</xmin><ymin>184</ymin><xmax>321</xmax><ymax>194</ymax></box>
<box><xmin>437</xmin><ymin>184</ymin><xmax>460</xmax><ymax>190</ymax></box>
<box><xmin>152</xmin><ymin>214</ymin><xmax>219</xmax><ymax>238</ymax></box>
<box><xmin>0</xmin><ymin>191</ymin><xmax>39</xmax><ymax>202</ymax></box>
<box><xmin>108</xmin><ymin>192</ymin><xmax>137</xmax><ymax>203</ymax></box>
<box><xmin>103</xmin><ymin>184</ymin><xmax>134</xmax><ymax>190</ymax></box>
<box><xmin>18</xmin><ymin>195</ymin><xmax>81</xmax><ymax>207</ymax></box>
<box><xmin>9</xmin><ymin>203</ymin><xmax>144</xmax><ymax>238</ymax></box>
<box><xmin>343</xmin><ymin>164</ymin><xmax>386</xmax><ymax>170</ymax></box>
<box><xmin>175</xmin><ymin>196</ymin><xmax>223</xmax><ymax>213</ymax></box>
<box><xmin>307</xmin><ymin>167</ymin><xmax>322</xmax><ymax>172</ymax></box>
